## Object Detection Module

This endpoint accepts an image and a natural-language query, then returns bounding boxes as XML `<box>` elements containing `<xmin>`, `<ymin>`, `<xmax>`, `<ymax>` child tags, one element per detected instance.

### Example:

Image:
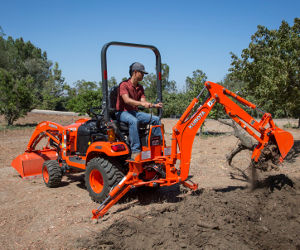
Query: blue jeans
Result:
<box><xmin>116</xmin><ymin>111</ymin><xmax>161</xmax><ymax>153</ymax></box>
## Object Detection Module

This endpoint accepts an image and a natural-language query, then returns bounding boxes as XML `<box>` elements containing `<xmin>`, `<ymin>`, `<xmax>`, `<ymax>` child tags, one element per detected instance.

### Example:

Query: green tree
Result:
<box><xmin>143</xmin><ymin>63</ymin><xmax>177</xmax><ymax>102</ymax></box>
<box><xmin>0</xmin><ymin>26</ymin><xmax>5</xmax><ymax>37</ymax></box>
<box><xmin>162</xmin><ymin>69</ymin><xmax>208</xmax><ymax>119</ymax></box>
<box><xmin>185</xmin><ymin>70</ymin><xmax>229</xmax><ymax>119</ymax></box>
<box><xmin>108</xmin><ymin>76</ymin><xmax>117</xmax><ymax>89</ymax></box>
<box><xmin>229</xmin><ymin>18</ymin><xmax>300</xmax><ymax>126</ymax></box>
<box><xmin>185</xmin><ymin>69</ymin><xmax>207</xmax><ymax>96</ymax></box>
<box><xmin>163</xmin><ymin>92</ymin><xmax>190</xmax><ymax>118</ymax></box>
<box><xmin>40</xmin><ymin>62</ymin><xmax>67</xmax><ymax>110</ymax></box>
<box><xmin>0</xmin><ymin>34</ymin><xmax>67</xmax><ymax>124</ymax></box>
<box><xmin>221</xmin><ymin>74</ymin><xmax>245</xmax><ymax>93</ymax></box>
<box><xmin>185</xmin><ymin>69</ymin><xmax>208</xmax><ymax>111</ymax></box>
<box><xmin>66</xmin><ymin>90</ymin><xmax>102</xmax><ymax>114</ymax></box>
<box><xmin>73</xmin><ymin>80</ymin><xmax>98</xmax><ymax>94</ymax></box>
<box><xmin>66</xmin><ymin>80</ymin><xmax>102</xmax><ymax>114</ymax></box>
<box><xmin>0</xmin><ymin>69</ymin><xmax>34</xmax><ymax>125</ymax></box>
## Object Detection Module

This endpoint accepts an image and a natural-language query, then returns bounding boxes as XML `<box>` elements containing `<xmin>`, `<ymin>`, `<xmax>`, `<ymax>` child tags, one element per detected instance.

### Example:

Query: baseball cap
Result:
<box><xmin>130</xmin><ymin>62</ymin><xmax>148</xmax><ymax>74</ymax></box>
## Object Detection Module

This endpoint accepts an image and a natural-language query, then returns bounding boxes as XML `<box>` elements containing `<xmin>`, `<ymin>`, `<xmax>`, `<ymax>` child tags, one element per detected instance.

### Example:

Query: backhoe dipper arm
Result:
<box><xmin>171</xmin><ymin>81</ymin><xmax>294</xmax><ymax>182</ymax></box>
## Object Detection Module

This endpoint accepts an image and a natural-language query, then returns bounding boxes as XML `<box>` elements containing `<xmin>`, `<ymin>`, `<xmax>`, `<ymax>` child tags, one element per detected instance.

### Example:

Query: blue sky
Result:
<box><xmin>1</xmin><ymin>0</ymin><xmax>299</xmax><ymax>90</ymax></box>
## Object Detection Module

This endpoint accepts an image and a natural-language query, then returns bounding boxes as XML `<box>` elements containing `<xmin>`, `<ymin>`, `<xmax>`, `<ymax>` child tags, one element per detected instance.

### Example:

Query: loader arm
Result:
<box><xmin>171</xmin><ymin>81</ymin><xmax>294</xmax><ymax>182</ymax></box>
<box><xmin>26</xmin><ymin>121</ymin><xmax>65</xmax><ymax>152</ymax></box>
<box><xmin>11</xmin><ymin>121</ymin><xmax>65</xmax><ymax>178</ymax></box>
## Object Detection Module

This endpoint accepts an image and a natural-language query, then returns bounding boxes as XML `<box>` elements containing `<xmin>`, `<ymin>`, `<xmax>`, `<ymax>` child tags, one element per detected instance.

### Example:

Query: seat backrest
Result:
<box><xmin>108</xmin><ymin>85</ymin><xmax>120</xmax><ymax>120</ymax></box>
<box><xmin>109</xmin><ymin>85</ymin><xmax>119</xmax><ymax>110</ymax></box>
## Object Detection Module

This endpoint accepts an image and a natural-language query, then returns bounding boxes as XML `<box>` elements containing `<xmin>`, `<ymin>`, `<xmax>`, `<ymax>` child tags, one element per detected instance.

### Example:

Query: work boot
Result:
<box><xmin>131</xmin><ymin>151</ymin><xmax>141</xmax><ymax>161</ymax></box>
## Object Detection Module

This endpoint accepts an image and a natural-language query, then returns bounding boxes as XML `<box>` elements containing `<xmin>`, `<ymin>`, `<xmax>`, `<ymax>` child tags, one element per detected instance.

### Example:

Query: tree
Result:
<box><xmin>66</xmin><ymin>80</ymin><xmax>102</xmax><ymax>114</ymax></box>
<box><xmin>215</xmin><ymin>74</ymin><xmax>257</xmax><ymax>119</ymax></box>
<box><xmin>0</xmin><ymin>26</ymin><xmax>5</xmax><ymax>37</ymax></box>
<box><xmin>163</xmin><ymin>92</ymin><xmax>190</xmax><ymax>118</ymax></box>
<box><xmin>0</xmin><ymin>69</ymin><xmax>34</xmax><ymax>125</ymax></box>
<box><xmin>185</xmin><ymin>70</ymin><xmax>235</xmax><ymax>119</ymax></box>
<box><xmin>0</xmin><ymin>35</ymin><xmax>50</xmax><ymax>124</ymax></box>
<box><xmin>108</xmin><ymin>76</ymin><xmax>117</xmax><ymax>89</ymax></box>
<box><xmin>40</xmin><ymin>62</ymin><xmax>67</xmax><ymax>110</ymax></box>
<box><xmin>229</xmin><ymin>18</ymin><xmax>300</xmax><ymax>127</ymax></box>
<box><xmin>143</xmin><ymin>63</ymin><xmax>177</xmax><ymax>102</ymax></box>
<box><xmin>73</xmin><ymin>80</ymin><xmax>98</xmax><ymax>94</ymax></box>
<box><xmin>185</xmin><ymin>69</ymin><xmax>207</xmax><ymax>96</ymax></box>
<box><xmin>221</xmin><ymin>74</ymin><xmax>245</xmax><ymax>93</ymax></box>
<box><xmin>184</xmin><ymin>69</ymin><xmax>208</xmax><ymax>115</ymax></box>
<box><xmin>66</xmin><ymin>90</ymin><xmax>102</xmax><ymax>114</ymax></box>
<box><xmin>0</xmin><ymin>34</ymin><xmax>66</xmax><ymax>124</ymax></box>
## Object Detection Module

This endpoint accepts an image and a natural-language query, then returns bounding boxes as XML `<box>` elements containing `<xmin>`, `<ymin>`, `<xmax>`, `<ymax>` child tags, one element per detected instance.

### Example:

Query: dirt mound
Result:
<box><xmin>77</xmin><ymin>175</ymin><xmax>300</xmax><ymax>250</ymax></box>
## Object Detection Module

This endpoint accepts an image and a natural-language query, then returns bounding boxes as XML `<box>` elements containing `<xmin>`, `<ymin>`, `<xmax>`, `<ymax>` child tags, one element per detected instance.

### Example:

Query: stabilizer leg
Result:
<box><xmin>92</xmin><ymin>185</ymin><xmax>132</xmax><ymax>219</ymax></box>
<box><xmin>92</xmin><ymin>172</ymin><xmax>134</xmax><ymax>220</ymax></box>
<box><xmin>181</xmin><ymin>179</ymin><xmax>198</xmax><ymax>190</ymax></box>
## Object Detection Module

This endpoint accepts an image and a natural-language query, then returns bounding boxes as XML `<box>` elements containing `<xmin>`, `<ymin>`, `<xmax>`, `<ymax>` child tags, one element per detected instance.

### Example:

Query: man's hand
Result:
<box><xmin>153</xmin><ymin>102</ymin><xmax>163</xmax><ymax>108</ymax></box>
<box><xmin>141</xmin><ymin>101</ymin><xmax>163</xmax><ymax>109</ymax></box>
<box><xmin>141</xmin><ymin>101</ymin><xmax>152</xmax><ymax>108</ymax></box>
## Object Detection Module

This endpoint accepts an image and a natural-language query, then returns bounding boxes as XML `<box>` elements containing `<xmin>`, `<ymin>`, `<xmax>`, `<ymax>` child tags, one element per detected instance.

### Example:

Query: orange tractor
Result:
<box><xmin>11</xmin><ymin>42</ymin><xmax>294</xmax><ymax>220</ymax></box>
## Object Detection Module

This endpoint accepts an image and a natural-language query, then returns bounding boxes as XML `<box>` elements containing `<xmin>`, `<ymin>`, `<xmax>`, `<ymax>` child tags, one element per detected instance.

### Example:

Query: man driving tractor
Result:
<box><xmin>116</xmin><ymin>62</ymin><xmax>163</xmax><ymax>160</ymax></box>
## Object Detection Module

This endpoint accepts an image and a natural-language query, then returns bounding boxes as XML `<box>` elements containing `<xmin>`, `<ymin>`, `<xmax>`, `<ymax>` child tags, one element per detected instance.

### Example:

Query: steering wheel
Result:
<box><xmin>89</xmin><ymin>107</ymin><xmax>104</xmax><ymax>128</ymax></box>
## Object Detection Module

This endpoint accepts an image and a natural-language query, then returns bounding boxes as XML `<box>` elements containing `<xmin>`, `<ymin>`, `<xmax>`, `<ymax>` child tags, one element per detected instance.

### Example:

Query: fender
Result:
<box><xmin>86</xmin><ymin>141</ymin><xmax>130</xmax><ymax>158</ymax></box>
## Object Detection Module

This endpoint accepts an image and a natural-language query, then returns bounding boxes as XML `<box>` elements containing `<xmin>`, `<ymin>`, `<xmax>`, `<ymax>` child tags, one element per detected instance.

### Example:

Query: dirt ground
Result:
<box><xmin>0</xmin><ymin>113</ymin><xmax>299</xmax><ymax>249</ymax></box>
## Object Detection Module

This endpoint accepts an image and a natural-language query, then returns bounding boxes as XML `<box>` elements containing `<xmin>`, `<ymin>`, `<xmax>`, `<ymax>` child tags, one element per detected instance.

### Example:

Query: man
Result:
<box><xmin>116</xmin><ymin>62</ymin><xmax>163</xmax><ymax>160</ymax></box>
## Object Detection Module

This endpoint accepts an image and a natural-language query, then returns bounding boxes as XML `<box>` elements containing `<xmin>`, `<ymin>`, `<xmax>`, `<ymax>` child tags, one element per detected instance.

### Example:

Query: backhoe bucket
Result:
<box><xmin>11</xmin><ymin>150</ymin><xmax>57</xmax><ymax>178</ymax></box>
<box><xmin>273</xmin><ymin>128</ymin><xmax>294</xmax><ymax>162</ymax></box>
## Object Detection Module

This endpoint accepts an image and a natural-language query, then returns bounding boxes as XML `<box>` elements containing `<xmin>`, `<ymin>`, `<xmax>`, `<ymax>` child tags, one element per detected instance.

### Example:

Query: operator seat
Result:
<box><xmin>108</xmin><ymin>85</ymin><xmax>148</xmax><ymax>139</ymax></box>
<box><xmin>109</xmin><ymin>85</ymin><xmax>129</xmax><ymax>131</ymax></box>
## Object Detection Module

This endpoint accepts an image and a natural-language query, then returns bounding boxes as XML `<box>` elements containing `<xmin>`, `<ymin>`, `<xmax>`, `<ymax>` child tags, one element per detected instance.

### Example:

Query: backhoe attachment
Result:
<box><xmin>204</xmin><ymin>81</ymin><xmax>294</xmax><ymax>165</ymax></box>
<box><xmin>91</xmin><ymin>81</ymin><xmax>294</xmax><ymax>220</ymax></box>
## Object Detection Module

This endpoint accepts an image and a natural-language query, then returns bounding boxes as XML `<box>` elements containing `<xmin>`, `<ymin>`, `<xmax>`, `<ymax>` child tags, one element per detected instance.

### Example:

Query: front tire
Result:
<box><xmin>42</xmin><ymin>160</ymin><xmax>62</xmax><ymax>187</ymax></box>
<box><xmin>85</xmin><ymin>157</ymin><xmax>124</xmax><ymax>203</ymax></box>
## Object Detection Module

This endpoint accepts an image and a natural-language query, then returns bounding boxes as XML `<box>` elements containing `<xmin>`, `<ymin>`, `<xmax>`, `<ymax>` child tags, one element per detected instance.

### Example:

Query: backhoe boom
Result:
<box><xmin>172</xmin><ymin>81</ymin><xmax>294</xmax><ymax>182</ymax></box>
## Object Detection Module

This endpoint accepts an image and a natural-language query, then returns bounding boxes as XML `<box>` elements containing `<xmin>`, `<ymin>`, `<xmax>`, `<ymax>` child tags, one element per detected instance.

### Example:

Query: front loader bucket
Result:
<box><xmin>273</xmin><ymin>128</ymin><xmax>294</xmax><ymax>162</ymax></box>
<box><xmin>11</xmin><ymin>150</ymin><xmax>57</xmax><ymax>178</ymax></box>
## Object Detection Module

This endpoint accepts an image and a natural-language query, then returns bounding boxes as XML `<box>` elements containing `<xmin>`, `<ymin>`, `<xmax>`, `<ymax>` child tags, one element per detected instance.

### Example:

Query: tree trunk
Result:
<box><xmin>217</xmin><ymin>119</ymin><xmax>256</xmax><ymax>165</ymax></box>
<box><xmin>298</xmin><ymin>117</ymin><xmax>300</xmax><ymax>128</ymax></box>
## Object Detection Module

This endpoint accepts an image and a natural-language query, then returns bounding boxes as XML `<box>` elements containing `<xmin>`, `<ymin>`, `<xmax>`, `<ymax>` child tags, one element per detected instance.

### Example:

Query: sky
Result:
<box><xmin>1</xmin><ymin>0</ymin><xmax>299</xmax><ymax>91</ymax></box>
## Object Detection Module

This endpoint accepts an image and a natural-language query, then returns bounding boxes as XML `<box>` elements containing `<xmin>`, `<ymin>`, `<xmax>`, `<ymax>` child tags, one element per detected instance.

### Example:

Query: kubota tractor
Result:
<box><xmin>11</xmin><ymin>41</ymin><xmax>165</xmax><ymax>203</ymax></box>
<box><xmin>11</xmin><ymin>42</ymin><xmax>294</xmax><ymax>220</ymax></box>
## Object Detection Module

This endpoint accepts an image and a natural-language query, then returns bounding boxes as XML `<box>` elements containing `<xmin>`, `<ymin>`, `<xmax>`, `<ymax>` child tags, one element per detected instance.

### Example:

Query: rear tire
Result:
<box><xmin>85</xmin><ymin>157</ymin><xmax>124</xmax><ymax>203</ymax></box>
<box><xmin>42</xmin><ymin>160</ymin><xmax>63</xmax><ymax>187</ymax></box>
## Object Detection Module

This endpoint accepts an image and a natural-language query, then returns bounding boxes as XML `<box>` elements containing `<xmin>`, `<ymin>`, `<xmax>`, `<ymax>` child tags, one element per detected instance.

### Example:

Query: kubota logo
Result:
<box><xmin>189</xmin><ymin>111</ymin><xmax>206</xmax><ymax>129</ymax></box>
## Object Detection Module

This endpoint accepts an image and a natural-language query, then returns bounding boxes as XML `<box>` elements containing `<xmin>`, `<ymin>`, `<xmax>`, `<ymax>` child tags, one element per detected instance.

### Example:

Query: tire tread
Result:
<box><xmin>85</xmin><ymin>157</ymin><xmax>124</xmax><ymax>203</ymax></box>
<box><xmin>43</xmin><ymin>160</ymin><xmax>62</xmax><ymax>188</ymax></box>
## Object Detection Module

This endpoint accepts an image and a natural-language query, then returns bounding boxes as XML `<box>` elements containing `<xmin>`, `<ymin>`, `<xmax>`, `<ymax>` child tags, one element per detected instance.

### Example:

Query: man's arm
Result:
<box><xmin>122</xmin><ymin>94</ymin><xmax>152</xmax><ymax>108</ymax></box>
<box><xmin>141</xmin><ymin>97</ymin><xmax>163</xmax><ymax>108</ymax></box>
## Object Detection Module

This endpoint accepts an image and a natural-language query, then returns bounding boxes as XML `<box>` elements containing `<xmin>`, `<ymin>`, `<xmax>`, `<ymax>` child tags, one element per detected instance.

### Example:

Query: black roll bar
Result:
<box><xmin>101</xmin><ymin>41</ymin><xmax>162</xmax><ymax>121</ymax></box>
